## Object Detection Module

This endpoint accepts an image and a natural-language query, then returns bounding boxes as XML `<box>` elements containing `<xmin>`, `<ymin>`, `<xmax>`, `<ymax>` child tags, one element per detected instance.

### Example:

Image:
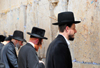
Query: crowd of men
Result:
<box><xmin>0</xmin><ymin>11</ymin><xmax>81</xmax><ymax>68</ymax></box>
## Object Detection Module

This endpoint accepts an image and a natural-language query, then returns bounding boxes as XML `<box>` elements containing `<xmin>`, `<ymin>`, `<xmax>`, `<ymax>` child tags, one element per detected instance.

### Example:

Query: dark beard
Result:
<box><xmin>69</xmin><ymin>35</ymin><xmax>74</xmax><ymax>41</ymax></box>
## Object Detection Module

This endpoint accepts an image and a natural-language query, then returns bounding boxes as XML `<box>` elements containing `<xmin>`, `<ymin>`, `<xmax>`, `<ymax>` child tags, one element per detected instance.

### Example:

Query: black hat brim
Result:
<box><xmin>27</xmin><ymin>32</ymin><xmax>47</xmax><ymax>40</ymax></box>
<box><xmin>5</xmin><ymin>35</ymin><xmax>13</xmax><ymax>41</ymax></box>
<box><xmin>52</xmin><ymin>21</ymin><xmax>81</xmax><ymax>25</ymax></box>
<box><xmin>13</xmin><ymin>37</ymin><xmax>26</xmax><ymax>42</ymax></box>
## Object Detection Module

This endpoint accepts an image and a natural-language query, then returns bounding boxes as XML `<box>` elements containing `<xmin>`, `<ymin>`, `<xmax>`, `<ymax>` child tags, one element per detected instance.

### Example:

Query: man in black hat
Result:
<box><xmin>1</xmin><ymin>30</ymin><xmax>26</xmax><ymax>68</ymax></box>
<box><xmin>18</xmin><ymin>27</ymin><xmax>47</xmax><ymax>68</ymax></box>
<box><xmin>46</xmin><ymin>11</ymin><xmax>81</xmax><ymax>68</ymax></box>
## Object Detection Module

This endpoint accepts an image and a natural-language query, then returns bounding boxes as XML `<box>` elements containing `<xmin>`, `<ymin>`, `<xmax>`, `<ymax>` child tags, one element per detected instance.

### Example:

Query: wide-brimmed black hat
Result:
<box><xmin>0</xmin><ymin>35</ymin><xmax>6</xmax><ymax>42</ymax></box>
<box><xmin>52</xmin><ymin>11</ymin><xmax>81</xmax><ymax>25</ymax></box>
<box><xmin>27</xmin><ymin>27</ymin><xmax>47</xmax><ymax>40</ymax></box>
<box><xmin>12</xmin><ymin>30</ymin><xmax>26</xmax><ymax>42</ymax></box>
<box><xmin>5</xmin><ymin>35</ymin><xmax>13</xmax><ymax>41</ymax></box>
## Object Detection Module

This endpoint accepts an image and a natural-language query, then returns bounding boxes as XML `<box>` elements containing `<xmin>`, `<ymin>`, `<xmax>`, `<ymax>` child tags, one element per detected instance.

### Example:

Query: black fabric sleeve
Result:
<box><xmin>27</xmin><ymin>49</ymin><xmax>45</xmax><ymax>68</ymax></box>
<box><xmin>7</xmin><ymin>46</ymin><xmax>18</xmax><ymax>68</ymax></box>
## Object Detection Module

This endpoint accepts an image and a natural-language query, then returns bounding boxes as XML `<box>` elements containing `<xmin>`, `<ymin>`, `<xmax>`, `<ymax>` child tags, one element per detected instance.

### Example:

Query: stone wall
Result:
<box><xmin>0</xmin><ymin>0</ymin><xmax>100</xmax><ymax>68</ymax></box>
<box><xmin>68</xmin><ymin>0</ymin><xmax>100</xmax><ymax>67</ymax></box>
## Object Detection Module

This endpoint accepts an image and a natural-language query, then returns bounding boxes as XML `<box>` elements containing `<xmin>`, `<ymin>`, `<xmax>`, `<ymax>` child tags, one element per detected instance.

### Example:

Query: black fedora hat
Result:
<box><xmin>52</xmin><ymin>11</ymin><xmax>81</xmax><ymax>25</ymax></box>
<box><xmin>27</xmin><ymin>27</ymin><xmax>48</xmax><ymax>40</ymax></box>
<box><xmin>12</xmin><ymin>30</ymin><xmax>26</xmax><ymax>42</ymax></box>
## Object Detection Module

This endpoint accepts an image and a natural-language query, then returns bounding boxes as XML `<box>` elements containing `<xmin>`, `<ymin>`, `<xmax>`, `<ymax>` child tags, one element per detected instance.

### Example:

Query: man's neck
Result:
<box><xmin>59</xmin><ymin>32</ymin><xmax>70</xmax><ymax>45</ymax></box>
<box><xmin>59</xmin><ymin>32</ymin><xmax>69</xmax><ymax>40</ymax></box>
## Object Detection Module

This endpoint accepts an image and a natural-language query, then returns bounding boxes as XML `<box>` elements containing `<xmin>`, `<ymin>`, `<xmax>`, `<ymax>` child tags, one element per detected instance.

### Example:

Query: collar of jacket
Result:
<box><xmin>59</xmin><ymin>34</ymin><xmax>70</xmax><ymax>45</ymax></box>
<box><xmin>28</xmin><ymin>42</ymin><xmax>34</xmax><ymax>48</ymax></box>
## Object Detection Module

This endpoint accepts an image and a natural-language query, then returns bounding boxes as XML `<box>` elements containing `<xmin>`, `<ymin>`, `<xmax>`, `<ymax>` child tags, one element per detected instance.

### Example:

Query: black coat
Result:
<box><xmin>46</xmin><ymin>35</ymin><xmax>72</xmax><ymax>68</ymax></box>
<box><xmin>1</xmin><ymin>42</ymin><xmax>18</xmax><ymax>68</ymax></box>
<box><xmin>0</xmin><ymin>43</ymin><xmax>4</xmax><ymax>60</ymax></box>
<box><xmin>18</xmin><ymin>43</ymin><xmax>45</xmax><ymax>68</ymax></box>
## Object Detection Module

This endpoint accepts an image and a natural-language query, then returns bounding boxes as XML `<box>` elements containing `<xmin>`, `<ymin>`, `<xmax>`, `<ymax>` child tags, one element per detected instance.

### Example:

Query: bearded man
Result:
<box><xmin>18</xmin><ymin>27</ymin><xmax>47</xmax><ymax>68</ymax></box>
<box><xmin>46</xmin><ymin>11</ymin><xmax>81</xmax><ymax>68</ymax></box>
<box><xmin>1</xmin><ymin>30</ymin><xmax>26</xmax><ymax>68</ymax></box>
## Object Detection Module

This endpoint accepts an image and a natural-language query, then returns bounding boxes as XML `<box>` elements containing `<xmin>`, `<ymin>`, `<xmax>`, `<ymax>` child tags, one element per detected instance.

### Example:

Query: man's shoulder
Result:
<box><xmin>50</xmin><ymin>35</ymin><xmax>65</xmax><ymax>45</ymax></box>
<box><xmin>2</xmin><ymin>42</ymin><xmax>15</xmax><ymax>52</ymax></box>
<box><xmin>7</xmin><ymin>42</ymin><xmax>15</xmax><ymax>48</ymax></box>
<box><xmin>19</xmin><ymin>43</ymin><xmax>35</xmax><ymax>56</ymax></box>
<box><xmin>49</xmin><ymin>35</ymin><xmax>68</xmax><ymax>50</ymax></box>
<box><xmin>20</xmin><ymin>43</ymin><xmax>33</xmax><ymax>50</ymax></box>
<box><xmin>5</xmin><ymin>42</ymin><xmax>13</xmax><ymax>46</ymax></box>
<box><xmin>2</xmin><ymin>43</ymin><xmax>9</xmax><ymax>49</ymax></box>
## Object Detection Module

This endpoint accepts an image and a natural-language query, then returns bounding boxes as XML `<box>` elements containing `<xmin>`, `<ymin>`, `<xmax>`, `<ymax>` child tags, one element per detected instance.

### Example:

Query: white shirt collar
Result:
<box><xmin>28</xmin><ymin>42</ymin><xmax>34</xmax><ymax>48</ymax></box>
<box><xmin>59</xmin><ymin>34</ymin><xmax>70</xmax><ymax>45</ymax></box>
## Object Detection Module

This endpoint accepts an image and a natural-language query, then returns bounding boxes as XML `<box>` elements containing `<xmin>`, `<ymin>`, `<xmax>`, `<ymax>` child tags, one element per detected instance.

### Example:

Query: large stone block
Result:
<box><xmin>0</xmin><ymin>13</ymin><xmax>7</xmax><ymax>35</ymax></box>
<box><xmin>0</xmin><ymin>0</ymin><xmax>27</xmax><ymax>13</ymax></box>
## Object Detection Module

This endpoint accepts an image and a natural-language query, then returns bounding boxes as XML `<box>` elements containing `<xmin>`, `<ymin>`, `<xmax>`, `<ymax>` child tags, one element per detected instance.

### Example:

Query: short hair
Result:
<box><xmin>58</xmin><ymin>23</ymin><xmax>73</xmax><ymax>32</ymax></box>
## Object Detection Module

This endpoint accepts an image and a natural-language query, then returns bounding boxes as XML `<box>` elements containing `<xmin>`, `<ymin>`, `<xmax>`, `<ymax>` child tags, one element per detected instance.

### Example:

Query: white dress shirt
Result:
<box><xmin>28</xmin><ymin>42</ymin><xmax>35</xmax><ymax>48</ymax></box>
<box><xmin>59</xmin><ymin>34</ymin><xmax>70</xmax><ymax>45</ymax></box>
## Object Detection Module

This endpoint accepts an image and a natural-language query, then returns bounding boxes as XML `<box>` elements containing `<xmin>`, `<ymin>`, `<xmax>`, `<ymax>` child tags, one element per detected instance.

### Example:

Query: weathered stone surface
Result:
<box><xmin>68</xmin><ymin>0</ymin><xmax>100</xmax><ymax>64</ymax></box>
<box><xmin>73</xmin><ymin>62</ymin><xmax>100</xmax><ymax>68</ymax></box>
<box><xmin>36</xmin><ymin>0</ymin><xmax>51</xmax><ymax>58</ymax></box>
<box><xmin>0</xmin><ymin>13</ymin><xmax>7</xmax><ymax>35</ymax></box>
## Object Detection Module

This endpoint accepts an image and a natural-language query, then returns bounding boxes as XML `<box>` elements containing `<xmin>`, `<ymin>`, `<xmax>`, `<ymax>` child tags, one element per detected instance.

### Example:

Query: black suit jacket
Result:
<box><xmin>46</xmin><ymin>35</ymin><xmax>72</xmax><ymax>68</ymax></box>
<box><xmin>18</xmin><ymin>43</ymin><xmax>45</xmax><ymax>68</ymax></box>
<box><xmin>1</xmin><ymin>42</ymin><xmax>18</xmax><ymax>68</ymax></box>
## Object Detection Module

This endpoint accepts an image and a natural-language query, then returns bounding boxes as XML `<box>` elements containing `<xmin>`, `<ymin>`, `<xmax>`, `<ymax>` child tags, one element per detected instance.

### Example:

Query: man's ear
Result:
<box><xmin>65</xmin><ymin>26</ymin><xmax>69</xmax><ymax>32</ymax></box>
<box><xmin>35</xmin><ymin>38</ymin><xmax>39</xmax><ymax>44</ymax></box>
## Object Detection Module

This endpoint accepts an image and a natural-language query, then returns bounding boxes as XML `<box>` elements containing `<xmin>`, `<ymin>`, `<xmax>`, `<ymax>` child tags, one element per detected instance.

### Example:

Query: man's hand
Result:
<box><xmin>39</xmin><ymin>60</ymin><xmax>45</xmax><ymax>65</ymax></box>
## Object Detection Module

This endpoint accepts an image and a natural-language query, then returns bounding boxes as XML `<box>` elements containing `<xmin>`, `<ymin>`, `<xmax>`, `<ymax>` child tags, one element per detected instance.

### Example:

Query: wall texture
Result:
<box><xmin>0</xmin><ymin>0</ymin><xmax>100</xmax><ymax>68</ymax></box>
<box><xmin>68</xmin><ymin>0</ymin><xmax>100</xmax><ymax>67</ymax></box>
